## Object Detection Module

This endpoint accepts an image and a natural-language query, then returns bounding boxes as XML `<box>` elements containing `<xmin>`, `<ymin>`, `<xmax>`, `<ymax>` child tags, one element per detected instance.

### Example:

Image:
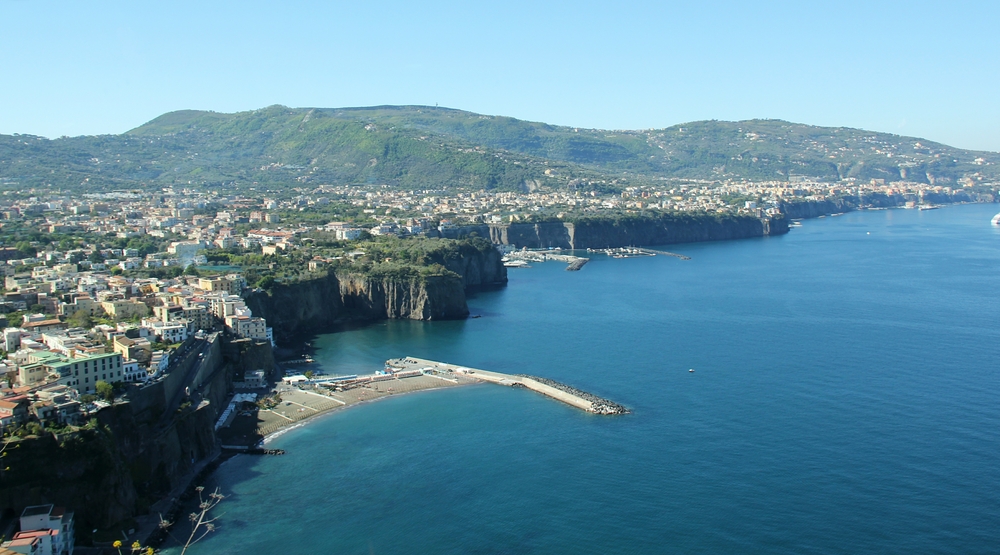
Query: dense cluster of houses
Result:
<box><xmin>0</xmin><ymin>270</ymin><xmax>271</xmax><ymax>431</ymax></box>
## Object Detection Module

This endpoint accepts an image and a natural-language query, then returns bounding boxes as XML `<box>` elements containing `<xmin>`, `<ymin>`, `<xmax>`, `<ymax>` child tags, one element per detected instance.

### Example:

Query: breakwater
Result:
<box><xmin>516</xmin><ymin>375</ymin><xmax>630</xmax><ymax>415</ymax></box>
<box><xmin>395</xmin><ymin>358</ymin><xmax>629</xmax><ymax>415</ymax></box>
<box><xmin>566</xmin><ymin>258</ymin><xmax>589</xmax><ymax>271</ymax></box>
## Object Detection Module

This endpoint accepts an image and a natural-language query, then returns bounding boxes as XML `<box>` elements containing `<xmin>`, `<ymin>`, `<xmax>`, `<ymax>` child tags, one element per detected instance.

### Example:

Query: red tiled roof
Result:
<box><xmin>14</xmin><ymin>530</ymin><xmax>56</xmax><ymax>539</ymax></box>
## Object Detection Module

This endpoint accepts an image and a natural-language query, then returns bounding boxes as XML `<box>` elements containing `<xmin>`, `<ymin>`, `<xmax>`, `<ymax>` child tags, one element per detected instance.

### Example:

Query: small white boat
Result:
<box><xmin>992</xmin><ymin>212</ymin><xmax>1000</xmax><ymax>226</ymax></box>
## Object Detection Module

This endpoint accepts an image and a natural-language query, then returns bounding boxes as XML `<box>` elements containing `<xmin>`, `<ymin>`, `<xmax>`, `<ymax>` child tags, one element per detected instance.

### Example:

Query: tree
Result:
<box><xmin>304</xmin><ymin>370</ymin><xmax>314</xmax><ymax>379</ymax></box>
<box><xmin>14</xmin><ymin>242</ymin><xmax>35</xmax><ymax>258</ymax></box>
<box><xmin>95</xmin><ymin>380</ymin><xmax>114</xmax><ymax>403</ymax></box>
<box><xmin>67</xmin><ymin>310</ymin><xmax>93</xmax><ymax>329</ymax></box>
<box><xmin>255</xmin><ymin>276</ymin><xmax>275</xmax><ymax>290</ymax></box>
<box><xmin>148</xmin><ymin>485</ymin><xmax>225</xmax><ymax>555</ymax></box>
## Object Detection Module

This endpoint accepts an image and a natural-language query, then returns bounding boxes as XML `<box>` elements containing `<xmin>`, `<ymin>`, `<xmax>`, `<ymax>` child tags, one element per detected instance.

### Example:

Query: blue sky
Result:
<box><xmin>2</xmin><ymin>0</ymin><xmax>998</xmax><ymax>151</ymax></box>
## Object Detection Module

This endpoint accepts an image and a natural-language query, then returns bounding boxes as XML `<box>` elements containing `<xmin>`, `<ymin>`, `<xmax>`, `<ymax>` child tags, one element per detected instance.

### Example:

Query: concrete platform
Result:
<box><xmin>390</xmin><ymin>357</ymin><xmax>628</xmax><ymax>415</ymax></box>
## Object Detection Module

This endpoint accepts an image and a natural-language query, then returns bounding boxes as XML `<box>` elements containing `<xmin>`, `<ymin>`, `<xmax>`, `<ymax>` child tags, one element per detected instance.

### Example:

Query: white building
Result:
<box><xmin>5</xmin><ymin>327</ymin><xmax>23</xmax><ymax>352</ymax></box>
<box><xmin>122</xmin><ymin>359</ymin><xmax>144</xmax><ymax>383</ymax></box>
<box><xmin>1</xmin><ymin>504</ymin><xmax>75</xmax><ymax>555</ymax></box>
<box><xmin>149</xmin><ymin>350</ymin><xmax>170</xmax><ymax>377</ymax></box>
<box><xmin>143</xmin><ymin>319</ymin><xmax>189</xmax><ymax>344</ymax></box>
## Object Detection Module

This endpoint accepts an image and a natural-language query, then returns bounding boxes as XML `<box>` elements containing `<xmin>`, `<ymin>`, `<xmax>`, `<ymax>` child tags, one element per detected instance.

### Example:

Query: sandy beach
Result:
<box><xmin>217</xmin><ymin>371</ymin><xmax>479</xmax><ymax>448</ymax></box>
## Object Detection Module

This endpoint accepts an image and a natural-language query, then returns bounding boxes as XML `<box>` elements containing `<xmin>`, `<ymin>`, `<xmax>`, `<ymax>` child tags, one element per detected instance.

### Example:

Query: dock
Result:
<box><xmin>503</xmin><ymin>250</ymin><xmax>590</xmax><ymax>271</ymax></box>
<box><xmin>388</xmin><ymin>358</ymin><xmax>629</xmax><ymax>415</ymax></box>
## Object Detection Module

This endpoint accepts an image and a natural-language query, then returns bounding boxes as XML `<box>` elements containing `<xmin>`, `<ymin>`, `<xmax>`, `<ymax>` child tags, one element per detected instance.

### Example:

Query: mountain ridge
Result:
<box><xmin>2</xmin><ymin>105</ymin><xmax>996</xmax><ymax>192</ymax></box>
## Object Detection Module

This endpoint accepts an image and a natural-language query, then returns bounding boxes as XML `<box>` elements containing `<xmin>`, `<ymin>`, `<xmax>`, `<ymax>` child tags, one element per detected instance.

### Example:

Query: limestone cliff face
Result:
<box><xmin>338</xmin><ymin>274</ymin><xmax>469</xmax><ymax>321</ymax></box>
<box><xmin>245</xmin><ymin>245</ymin><xmax>504</xmax><ymax>341</ymax></box>
<box><xmin>247</xmin><ymin>272</ymin><xmax>472</xmax><ymax>342</ymax></box>
<box><xmin>442</xmin><ymin>241</ymin><xmax>507</xmax><ymax>287</ymax></box>
<box><xmin>442</xmin><ymin>215</ymin><xmax>787</xmax><ymax>249</ymax></box>
<box><xmin>0</xmin><ymin>379</ymin><xmax>224</xmax><ymax>533</ymax></box>
<box><xmin>0</xmin><ymin>337</ymin><xmax>243</xmax><ymax>535</ymax></box>
<box><xmin>567</xmin><ymin>216</ymin><xmax>786</xmax><ymax>248</ymax></box>
<box><xmin>0</xmin><ymin>428</ymin><xmax>138</xmax><ymax>531</ymax></box>
<box><xmin>779</xmin><ymin>190</ymin><xmax>990</xmax><ymax>219</ymax></box>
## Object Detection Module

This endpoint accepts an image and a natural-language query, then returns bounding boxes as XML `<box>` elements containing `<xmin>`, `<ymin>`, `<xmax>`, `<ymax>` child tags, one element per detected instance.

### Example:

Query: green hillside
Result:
<box><xmin>315</xmin><ymin>106</ymin><xmax>1000</xmax><ymax>183</ymax></box>
<box><xmin>1</xmin><ymin>105</ymin><xmax>997</xmax><ymax>193</ymax></box>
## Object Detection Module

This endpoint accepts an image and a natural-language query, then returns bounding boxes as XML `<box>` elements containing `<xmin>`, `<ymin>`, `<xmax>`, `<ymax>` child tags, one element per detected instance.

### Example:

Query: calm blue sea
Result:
<box><xmin>177</xmin><ymin>204</ymin><xmax>1000</xmax><ymax>555</ymax></box>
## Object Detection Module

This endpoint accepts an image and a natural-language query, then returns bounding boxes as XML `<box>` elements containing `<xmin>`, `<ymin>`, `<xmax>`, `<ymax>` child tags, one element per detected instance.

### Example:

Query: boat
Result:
<box><xmin>503</xmin><ymin>259</ymin><xmax>530</xmax><ymax>268</ymax></box>
<box><xmin>992</xmin><ymin>213</ymin><xmax>1000</xmax><ymax>226</ymax></box>
<box><xmin>918</xmin><ymin>205</ymin><xmax>939</xmax><ymax>211</ymax></box>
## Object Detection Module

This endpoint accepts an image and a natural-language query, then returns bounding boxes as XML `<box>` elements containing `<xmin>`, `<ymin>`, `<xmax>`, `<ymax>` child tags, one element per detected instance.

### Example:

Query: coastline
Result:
<box><xmin>165</xmin><ymin>203</ymin><xmax>1000</xmax><ymax>554</ymax></box>
<box><xmin>258</xmin><ymin>381</ymin><xmax>475</xmax><ymax>445</ymax></box>
<box><xmin>217</xmin><ymin>371</ymin><xmax>480</xmax><ymax>448</ymax></box>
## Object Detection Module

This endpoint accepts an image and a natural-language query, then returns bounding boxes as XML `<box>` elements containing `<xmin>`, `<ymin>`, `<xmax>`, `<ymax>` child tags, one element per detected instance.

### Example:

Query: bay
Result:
<box><xmin>175</xmin><ymin>204</ymin><xmax>1000</xmax><ymax>555</ymax></box>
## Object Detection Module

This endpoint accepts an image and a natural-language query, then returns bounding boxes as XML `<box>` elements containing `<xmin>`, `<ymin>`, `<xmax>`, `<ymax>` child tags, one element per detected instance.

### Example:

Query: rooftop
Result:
<box><xmin>20</xmin><ymin>504</ymin><xmax>53</xmax><ymax>517</ymax></box>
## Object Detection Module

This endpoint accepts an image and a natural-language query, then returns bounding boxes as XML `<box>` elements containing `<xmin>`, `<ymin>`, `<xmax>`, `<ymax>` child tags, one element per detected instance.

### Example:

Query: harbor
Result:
<box><xmin>503</xmin><ymin>246</ymin><xmax>689</xmax><ymax>269</ymax></box>
<box><xmin>586</xmin><ymin>246</ymin><xmax>691</xmax><ymax>260</ymax></box>
<box><xmin>503</xmin><ymin>249</ymin><xmax>591</xmax><ymax>270</ymax></box>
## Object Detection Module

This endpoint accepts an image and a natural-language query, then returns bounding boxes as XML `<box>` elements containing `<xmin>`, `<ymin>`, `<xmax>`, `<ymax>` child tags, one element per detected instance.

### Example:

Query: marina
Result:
<box><xmin>586</xmin><ymin>246</ymin><xmax>691</xmax><ymax>260</ymax></box>
<box><xmin>502</xmin><ymin>246</ymin><xmax>689</xmax><ymax>269</ymax></box>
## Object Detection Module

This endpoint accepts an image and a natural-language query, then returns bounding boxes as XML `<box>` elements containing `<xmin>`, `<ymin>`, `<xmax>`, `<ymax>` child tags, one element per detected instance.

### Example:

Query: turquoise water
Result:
<box><xmin>183</xmin><ymin>204</ymin><xmax>1000</xmax><ymax>554</ymax></box>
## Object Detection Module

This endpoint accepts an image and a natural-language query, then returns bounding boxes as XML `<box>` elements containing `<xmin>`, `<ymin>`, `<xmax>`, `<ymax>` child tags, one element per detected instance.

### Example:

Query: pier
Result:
<box><xmin>389</xmin><ymin>358</ymin><xmax>629</xmax><ymax>415</ymax></box>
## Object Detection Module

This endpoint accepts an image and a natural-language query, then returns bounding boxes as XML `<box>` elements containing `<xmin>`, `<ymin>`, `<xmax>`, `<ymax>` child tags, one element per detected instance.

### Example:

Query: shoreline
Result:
<box><xmin>258</xmin><ymin>381</ymin><xmax>474</xmax><ymax>445</ymax></box>
<box><xmin>217</xmin><ymin>370</ymin><xmax>479</xmax><ymax>448</ymax></box>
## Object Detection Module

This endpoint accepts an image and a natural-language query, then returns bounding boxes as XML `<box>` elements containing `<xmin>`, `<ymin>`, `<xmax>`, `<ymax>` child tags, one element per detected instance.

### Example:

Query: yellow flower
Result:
<box><xmin>132</xmin><ymin>540</ymin><xmax>141</xmax><ymax>551</ymax></box>
<box><xmin>113</xmin><ymin>540</ymin><xmax>122</xmax><ymax>548</ymax></box>
<box><xmin>146</xmin><ymin>548</ymin><xmax>155</xmax><ymax>555</ymax></box>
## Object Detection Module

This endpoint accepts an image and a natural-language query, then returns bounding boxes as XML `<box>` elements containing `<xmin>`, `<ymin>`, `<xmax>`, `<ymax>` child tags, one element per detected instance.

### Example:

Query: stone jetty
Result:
<box><xmin>392</xmin><ymin>358</ymin><xmax>630</xmax><ymax>415</ymax></box>
<box><xmin>516</xmin><ymin>374</ymin><xmax>629</xmax><ymax>415</ymax></box>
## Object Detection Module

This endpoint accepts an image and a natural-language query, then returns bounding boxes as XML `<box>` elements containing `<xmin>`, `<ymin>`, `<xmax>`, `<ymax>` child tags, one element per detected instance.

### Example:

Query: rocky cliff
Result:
<box><xmin>779</xmin><ymin>190</ymin><xmax>993</xmax><ymax>219</ymax></box>
<box><xmin>0</xmin><ymin>336</ymin><xmax>244</xmax><ymax>538</ymax></box>
<box><xmin>246</xmin><ymin>246</ymin><xmax>506</xmax><ymax>342</ymax></box>
<box><xmin>436</xmin><ymin>214</ymin><xmax>787</xmax><ymax>249</ymax></box>
<box><xmin>247</xmin><ymin>273</ymin><xmax>468</xmax><ymax>342</ymax></box>
<box><xmin>0</xmin><ymin>426</ymin><xmax>138</xmax><ymax>532</ymax></box>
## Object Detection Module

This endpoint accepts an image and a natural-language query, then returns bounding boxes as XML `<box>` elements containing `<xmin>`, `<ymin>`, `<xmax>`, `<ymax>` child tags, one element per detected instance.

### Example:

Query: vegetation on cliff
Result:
<box><xmin>212</xmin><ymin>236</ymin><xmax>501</xmax><ymax>290</ymax></box>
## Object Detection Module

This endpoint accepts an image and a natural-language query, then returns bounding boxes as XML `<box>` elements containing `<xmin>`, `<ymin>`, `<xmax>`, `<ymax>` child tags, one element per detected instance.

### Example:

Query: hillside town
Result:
<box><xmin>0</xmin><ymin>175</ymin><xmax>987</xmax><ymax>425</ymax></box>
<box><xmin>0</xmin><ymin>175</ymin><xmax>989</xmax><ymax>241</ymax></box>
<box><xmin>0</xmin><ymin>270</ymin><xmax>268</xmax><ymax>425</ymax></box>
